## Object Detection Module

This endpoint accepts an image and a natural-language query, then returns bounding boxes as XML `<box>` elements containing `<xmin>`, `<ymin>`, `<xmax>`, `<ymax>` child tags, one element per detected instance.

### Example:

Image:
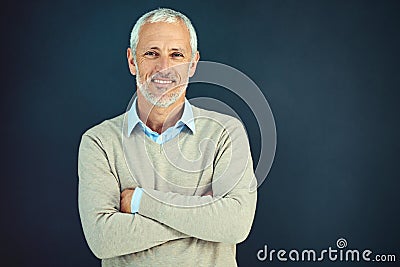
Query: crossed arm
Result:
<box><xmin>78</xmin><ymin>134</ymin><xmax>189</xmax><ymax>259</ymax></box>
<box><xmin>78</xmin><ymin>120</ymin><xmax>257</xmax><ymax>259</ymax></box>
<box><xmin>119</xmin><ymin>187</ymin><xmax>213</xmax><ymax>213</ymax></box>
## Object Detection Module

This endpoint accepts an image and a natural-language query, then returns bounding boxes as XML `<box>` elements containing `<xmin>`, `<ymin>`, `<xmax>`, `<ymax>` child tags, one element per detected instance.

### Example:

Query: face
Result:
<box><xmin>127</xmin><ymin>21</ymin><xmax>200</xmax><ymax>108</ymax></box>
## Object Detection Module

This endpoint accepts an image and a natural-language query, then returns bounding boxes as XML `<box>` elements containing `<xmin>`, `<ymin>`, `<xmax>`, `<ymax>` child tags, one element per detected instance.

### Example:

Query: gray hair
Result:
<box><xmin>130</xmin><ymin>8</ymin><xmax>198</xmax><ymax>60</ymax></box>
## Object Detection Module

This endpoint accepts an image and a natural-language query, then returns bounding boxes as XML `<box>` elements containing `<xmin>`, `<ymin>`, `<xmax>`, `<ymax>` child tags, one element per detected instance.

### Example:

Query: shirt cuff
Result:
<box><xmin>130</xmin><ymin>187</ymin><xmax>143</xmax><ymax>214</ymax></box>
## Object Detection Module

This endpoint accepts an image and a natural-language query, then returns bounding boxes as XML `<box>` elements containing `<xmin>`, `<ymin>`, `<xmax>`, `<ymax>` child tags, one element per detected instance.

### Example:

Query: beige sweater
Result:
<box><xmin>78</xmin><ymin>105</ymin><xmax>257</xmax><ymax>267</ymax></box>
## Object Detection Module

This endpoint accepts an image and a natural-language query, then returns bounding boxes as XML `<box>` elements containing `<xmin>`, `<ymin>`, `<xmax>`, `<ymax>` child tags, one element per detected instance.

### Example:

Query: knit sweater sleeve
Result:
<box><xmin>78</xmin><ymin>133</ymin><xmax>188</xmax><ymax>260</ymax></box>
<box><xmin>138</xmin><ymin>119</ymin><xmax>257</xmax><ymax>244</ymax></box>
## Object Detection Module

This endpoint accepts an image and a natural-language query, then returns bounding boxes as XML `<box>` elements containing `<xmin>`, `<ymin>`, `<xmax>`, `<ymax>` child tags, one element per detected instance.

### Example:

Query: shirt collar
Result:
<box><xmin>127</xmin><ymin>98</ymin><xmax>195</xmax><ymax>136</ymax></box>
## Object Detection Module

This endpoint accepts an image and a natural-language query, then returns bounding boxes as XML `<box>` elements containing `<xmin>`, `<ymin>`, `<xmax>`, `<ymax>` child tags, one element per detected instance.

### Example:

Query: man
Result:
<box><xmin>78</xmin><ymin>8</ymin><xmax>257</xmax><ymax>266</ymax></box>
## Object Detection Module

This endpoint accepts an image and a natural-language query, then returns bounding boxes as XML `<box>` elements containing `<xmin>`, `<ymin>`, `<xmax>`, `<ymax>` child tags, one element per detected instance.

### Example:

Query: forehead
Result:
<box><xmin>137</xmin><ymin>21</ymin><xmax>191</xmax><ymax>49</ymax></box>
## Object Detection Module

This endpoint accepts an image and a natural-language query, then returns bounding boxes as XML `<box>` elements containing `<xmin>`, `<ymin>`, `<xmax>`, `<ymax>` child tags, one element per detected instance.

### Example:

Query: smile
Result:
<box><xmin>152</xmin><ymin>79</ymin><xmax>174</xmax><ymax>84</ymax></box>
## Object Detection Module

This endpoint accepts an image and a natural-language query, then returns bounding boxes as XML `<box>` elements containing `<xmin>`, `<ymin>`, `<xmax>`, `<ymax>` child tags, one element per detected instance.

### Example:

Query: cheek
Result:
<box><xmin>174</xmin><ymin>62</ymin><xmax>191</xmax><ymax>76</ymax></box>
<box><xmin>136</xmin><ymin>66</ymin><xmax>151</xmax><ymax>79</ymax></box>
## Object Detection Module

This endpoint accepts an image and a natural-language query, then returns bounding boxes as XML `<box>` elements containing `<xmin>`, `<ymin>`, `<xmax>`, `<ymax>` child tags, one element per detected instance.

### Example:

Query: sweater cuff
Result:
<box><xmin>130</xmin><ymin>187</ymin><xmax>143</xmax><ymax>214</ymax></box>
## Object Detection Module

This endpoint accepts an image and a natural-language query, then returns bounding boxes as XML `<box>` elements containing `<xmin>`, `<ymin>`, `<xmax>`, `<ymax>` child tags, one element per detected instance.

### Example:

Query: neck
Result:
<box><xmin>137</xmin><ymin>92</ymin><xmax>185</xmax><ymax>134</ymax></box>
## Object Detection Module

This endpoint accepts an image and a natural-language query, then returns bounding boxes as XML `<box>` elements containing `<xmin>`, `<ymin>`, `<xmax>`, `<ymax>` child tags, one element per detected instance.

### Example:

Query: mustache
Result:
<box><xmin>150</xmin><ymin>71</ymin><xmax>177</xmax><ymax>81</ymax></box>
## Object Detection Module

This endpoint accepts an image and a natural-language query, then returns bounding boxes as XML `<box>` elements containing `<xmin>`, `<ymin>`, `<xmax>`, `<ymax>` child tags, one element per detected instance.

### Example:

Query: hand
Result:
<box><xmin>120</xmin><ymin>188</ymin><xmax>135</xmax><ymax>213</ymax></box>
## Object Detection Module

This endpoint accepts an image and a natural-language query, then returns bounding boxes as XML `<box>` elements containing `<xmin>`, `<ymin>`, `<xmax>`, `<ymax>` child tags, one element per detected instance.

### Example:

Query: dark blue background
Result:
<box><xmin>1</xmin><ymin>0</ymin><xmax>399</xmax><ymax>266</ymax></box>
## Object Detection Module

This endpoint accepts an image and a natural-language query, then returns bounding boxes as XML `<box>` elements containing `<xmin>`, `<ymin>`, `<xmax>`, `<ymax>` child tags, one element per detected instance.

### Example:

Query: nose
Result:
<box><xmin>156</xmin><ymin>55</ymin><xmax>170</xmax><ymax>72</ymax></box>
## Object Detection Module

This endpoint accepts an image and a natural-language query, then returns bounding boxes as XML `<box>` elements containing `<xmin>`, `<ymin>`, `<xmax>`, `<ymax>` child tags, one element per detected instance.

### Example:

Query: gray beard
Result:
<box><xmin>135</xmin><ymin>68</ymin><xmax>188</xmax><ymax>108</ymax></box>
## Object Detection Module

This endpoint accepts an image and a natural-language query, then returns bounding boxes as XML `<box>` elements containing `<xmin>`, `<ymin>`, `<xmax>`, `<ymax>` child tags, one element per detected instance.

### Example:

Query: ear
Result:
<box><xmin>188</xmin><ymin>51</ymin><xmax>200</xmax><ymax>78</ymax></box>
<box><xmin>127</xmin><ymin>48</ymin><xmax>137</xmax><ymax>76</ymax></box>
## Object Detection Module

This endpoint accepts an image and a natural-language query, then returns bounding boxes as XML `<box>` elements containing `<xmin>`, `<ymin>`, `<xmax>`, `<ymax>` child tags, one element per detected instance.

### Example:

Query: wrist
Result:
<box><xmin>130</xmin><ymin>187</ymin><xmax>143</xmax><ymax>213</ymax></box>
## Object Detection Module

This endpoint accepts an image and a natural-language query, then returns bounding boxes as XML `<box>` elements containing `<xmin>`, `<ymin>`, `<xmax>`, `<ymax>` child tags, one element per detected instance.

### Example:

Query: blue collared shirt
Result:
<box><xmin>127</xmin><ymin>98</ymin><xmax>196</xmax><ymax>143</ymax></box>
<box><xmin>127</xmin><ymin>98</ymin><xmax>195</xmax><ymax>213</ymax></box>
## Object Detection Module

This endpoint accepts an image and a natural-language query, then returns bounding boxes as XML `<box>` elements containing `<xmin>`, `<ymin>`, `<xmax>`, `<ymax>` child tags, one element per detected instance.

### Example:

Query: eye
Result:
<box><xmin>144</xmin><ymin>51</ymin><xmax>158</xmax><ymax>57</ymax></box>
<box><xmin>171</xmin><ymin>52</ymin><xmax>184</xmax><ymax>58</ymax></box>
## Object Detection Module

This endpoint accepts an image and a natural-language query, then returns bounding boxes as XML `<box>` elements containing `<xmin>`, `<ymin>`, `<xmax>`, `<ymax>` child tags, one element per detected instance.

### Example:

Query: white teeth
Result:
<box><xmin>153</xmin><ymin>79</ymin><xmax>173</xmax><ymax>84</ymax></box>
